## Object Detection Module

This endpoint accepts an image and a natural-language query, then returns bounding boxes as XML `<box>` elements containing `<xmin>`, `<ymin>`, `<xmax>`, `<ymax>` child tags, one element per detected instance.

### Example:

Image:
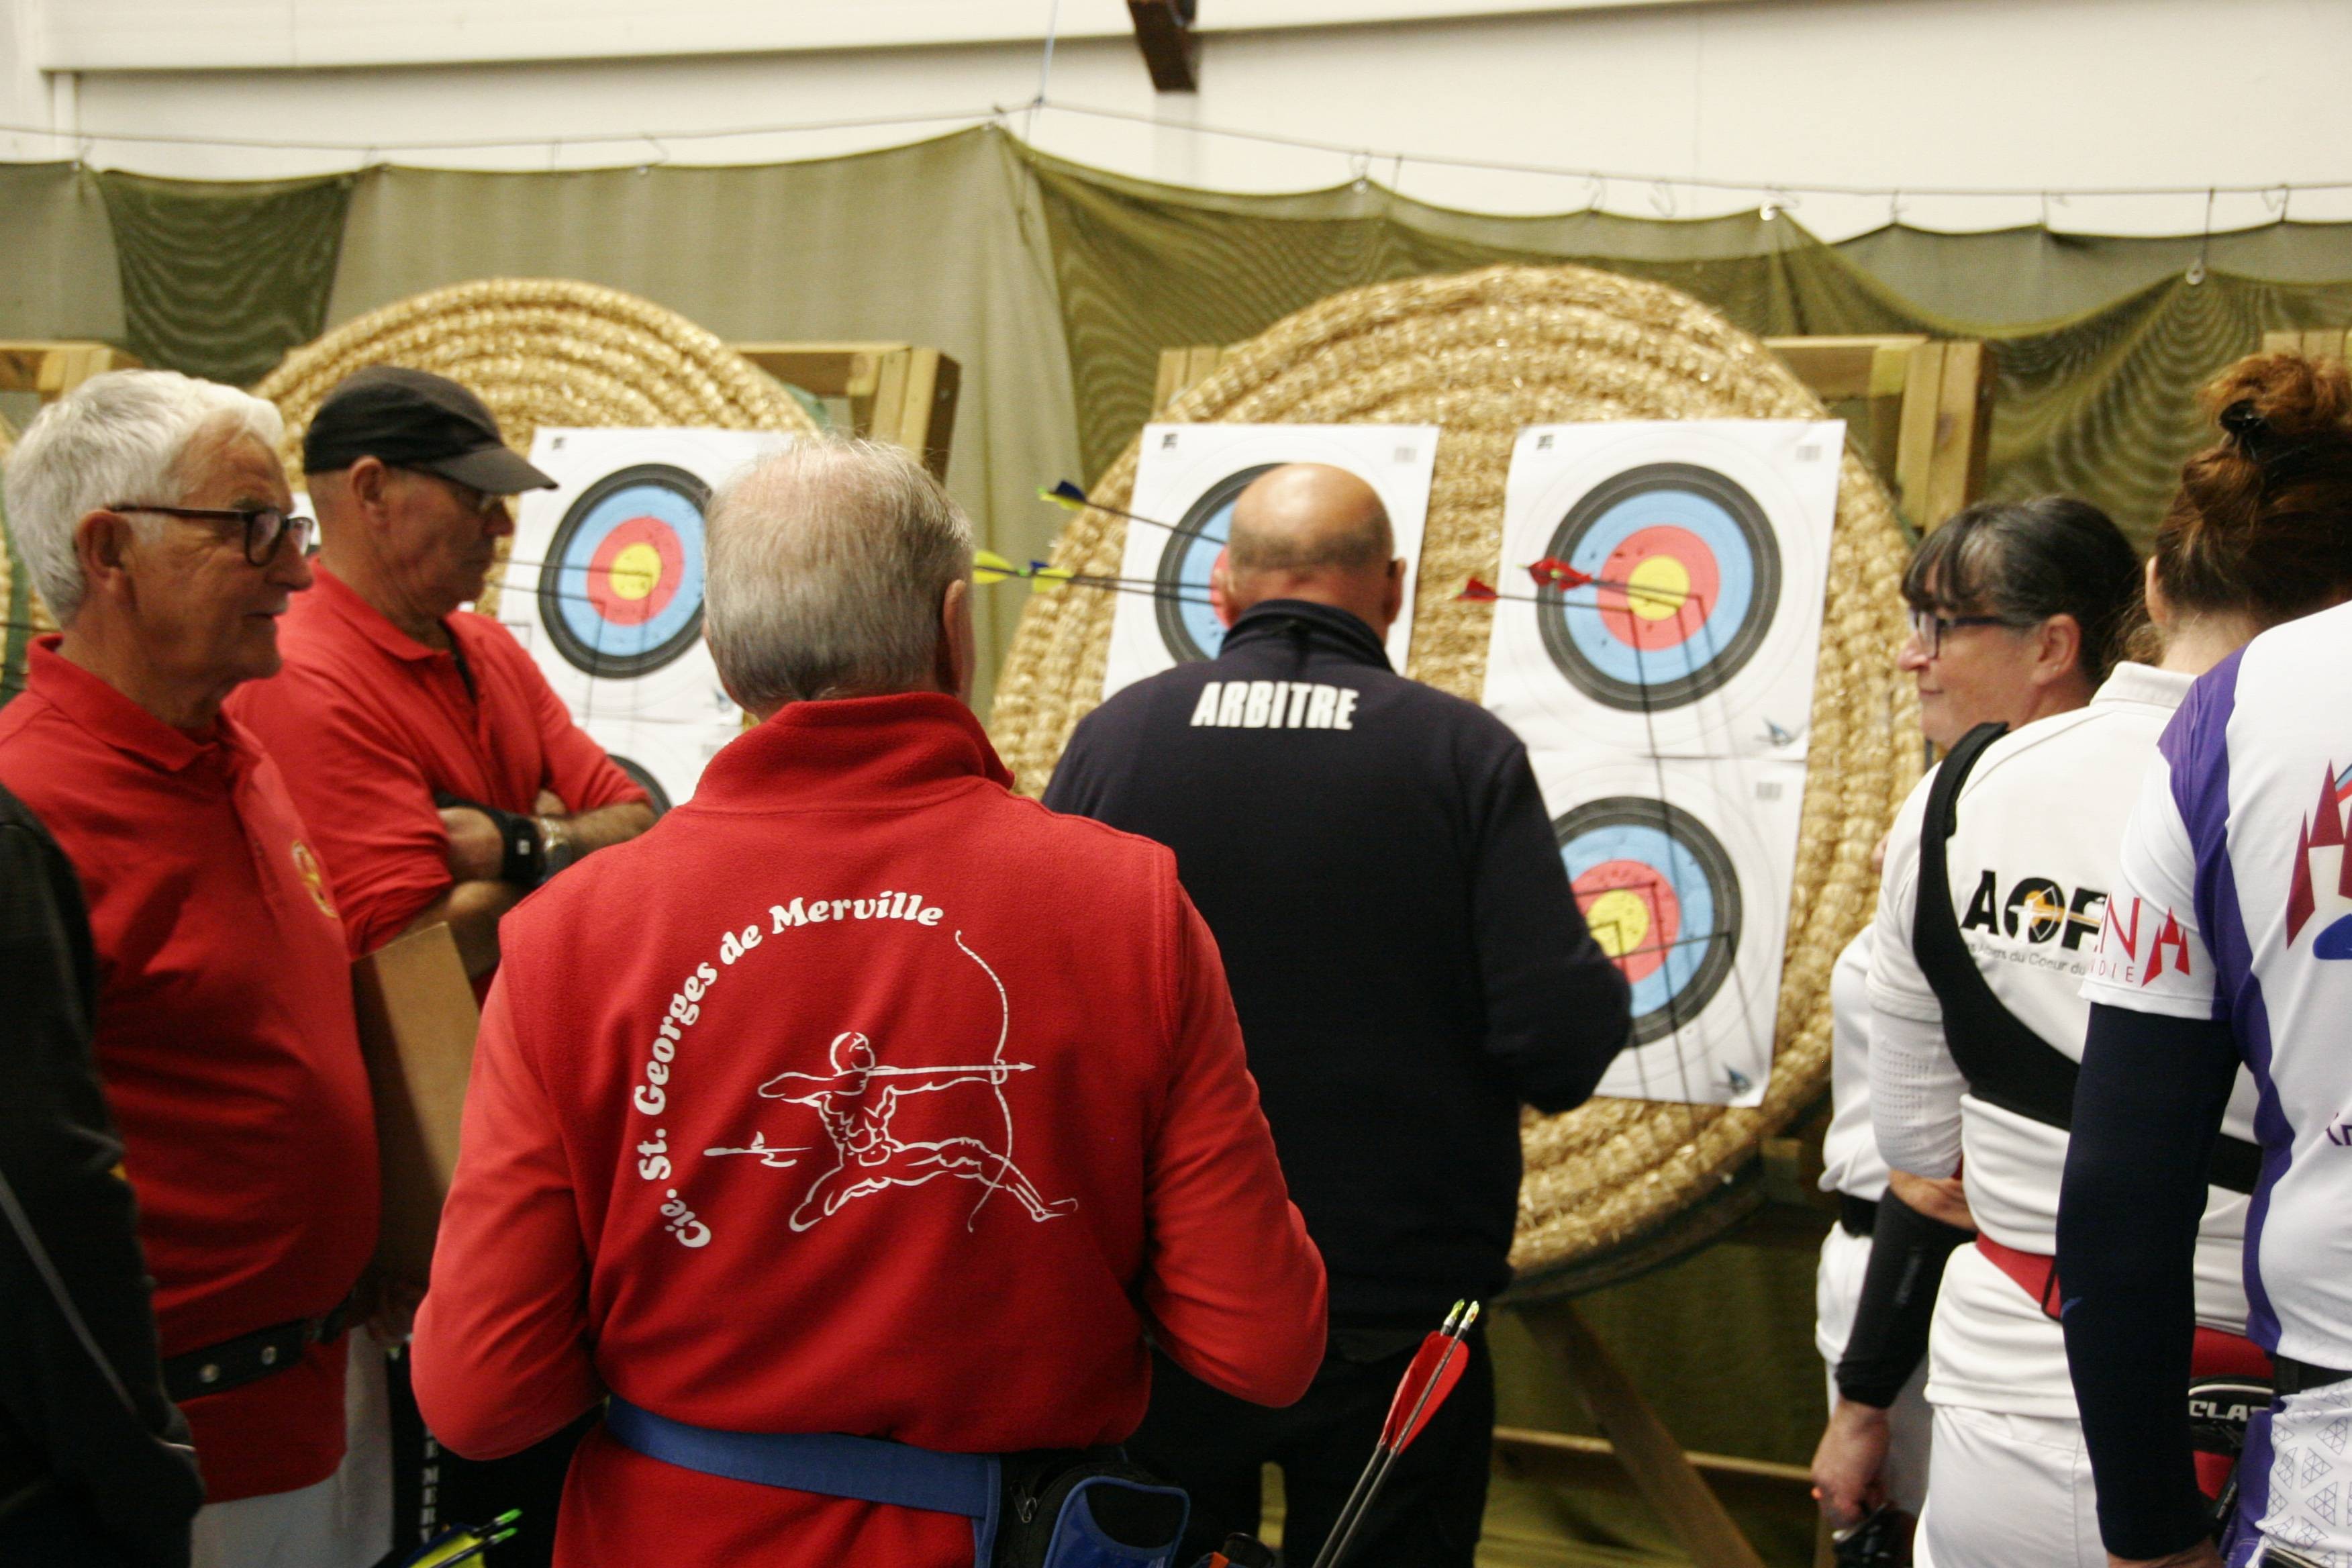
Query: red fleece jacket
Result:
<box><xmin>411</xmin><ymin>693</ymin><xmax>1325</xmax><ymax>1566</ymax></box>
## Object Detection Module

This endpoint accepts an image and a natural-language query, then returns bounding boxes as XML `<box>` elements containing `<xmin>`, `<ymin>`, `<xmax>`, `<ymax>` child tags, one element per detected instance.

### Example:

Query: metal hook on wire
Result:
<box><xmin>2187</xmin><ymin>187</ymin><xmax>2216</xmax><ymax>286</ymax></box>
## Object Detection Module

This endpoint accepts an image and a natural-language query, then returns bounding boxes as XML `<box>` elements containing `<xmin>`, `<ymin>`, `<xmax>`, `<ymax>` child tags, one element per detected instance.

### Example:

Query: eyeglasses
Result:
<box><xmin>1905</xmin><ymin>607</ymin><xmax>2013</xmax><ymax>658</ymax></box>
<box><xmin>110</xmin><ymin>504</ymin><xmax>315</xmax><ymax>566</ymax></box>
<box><xmin>401</xmin><ymin>469</ymin><xmax>508</xmax><ymax>520</ymax></box>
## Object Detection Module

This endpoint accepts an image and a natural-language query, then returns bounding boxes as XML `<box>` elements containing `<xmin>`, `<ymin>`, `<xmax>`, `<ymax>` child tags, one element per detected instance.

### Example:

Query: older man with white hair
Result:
<box><xmin>0</xmin><ymin>371</ymin><xmax>385</xmax><ymax>1568</ymax></box>
<box><xmin>412</xmin><ymin>436</ymin><xmax>1327</xmax><ymax>1567</ymax></box>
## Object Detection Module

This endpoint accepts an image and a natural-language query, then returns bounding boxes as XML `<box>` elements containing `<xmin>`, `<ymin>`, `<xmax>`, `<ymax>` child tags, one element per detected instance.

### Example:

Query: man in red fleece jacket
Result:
<box><xmin>411</xmin><ymin>436</ymin><xmax>1327</xmax><ymax>1565</ymax></box>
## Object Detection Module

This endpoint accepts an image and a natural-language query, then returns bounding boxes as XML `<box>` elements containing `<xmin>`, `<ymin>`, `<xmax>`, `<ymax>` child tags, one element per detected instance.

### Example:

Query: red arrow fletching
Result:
<box><xmin>1526</xmin><ymin>556</ymin><xmax>1594</xmax><ymax>589</ymax></box>
<box><xmin>1458</xmin><ymin>577</ymin><xmax>1500</xmax><ymax>602</ymax></box>
<box><xmin>1377</xmin><ymin>1332</ymin><xmax>1468</xmax><ymax>1452</ymax></box>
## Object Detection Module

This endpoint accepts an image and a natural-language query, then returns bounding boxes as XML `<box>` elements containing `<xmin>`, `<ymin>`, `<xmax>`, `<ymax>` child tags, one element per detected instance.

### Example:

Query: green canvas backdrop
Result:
<box><xmin>8</xmin><ymin>126</ymin><xmax>2352</xmax><ymax>1563</ymax></box>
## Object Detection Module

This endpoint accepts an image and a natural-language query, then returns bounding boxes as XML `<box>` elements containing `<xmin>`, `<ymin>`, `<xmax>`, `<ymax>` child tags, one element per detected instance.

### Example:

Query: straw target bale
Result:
<box><xmin>256</xmin><ymin>277</ymin><xmax>820</xmax><ymax>616</ymax></box>
<box><xmin>990</xmin><ymin>262</ymin><xmax>1922</xmax><ymax>1287</ymax></box>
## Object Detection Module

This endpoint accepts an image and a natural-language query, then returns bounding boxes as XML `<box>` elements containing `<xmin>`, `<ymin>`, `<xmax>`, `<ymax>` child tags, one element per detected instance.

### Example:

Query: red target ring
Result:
<box><xmin>585</xmin><ymin>516</ymin><xmax>685</xmax><ymax>626</ymax></box>
<box><xmin>1573</xmin><ymin>857</ymin><xmax>1683</xmax><ymax>986</ymax></box>
<box><xmin>1596</xmin><ymin>526</ymin><xmax>1720</xmax><ymax>653</ymax></box>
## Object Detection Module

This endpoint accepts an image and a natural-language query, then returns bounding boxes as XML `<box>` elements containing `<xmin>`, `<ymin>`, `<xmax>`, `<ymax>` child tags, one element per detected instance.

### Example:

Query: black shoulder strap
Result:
<box><xmin>1912</xmin><ymin>722</ymin><xmax>2262</xmax><ymax>1195</ymax></box>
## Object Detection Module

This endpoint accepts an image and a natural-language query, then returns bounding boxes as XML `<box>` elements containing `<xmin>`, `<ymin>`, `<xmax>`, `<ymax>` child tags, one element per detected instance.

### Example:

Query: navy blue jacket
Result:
<box><xmin>1045</xmin><ymin>599</ymin><xmax>1630</xmax><ymax>1322</ymax></box>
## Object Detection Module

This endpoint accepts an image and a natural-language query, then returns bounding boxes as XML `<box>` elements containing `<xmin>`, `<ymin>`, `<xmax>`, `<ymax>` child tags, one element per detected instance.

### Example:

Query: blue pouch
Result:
<box><xmin>995</xmin><ymin>1455</ymin><xmax>1189</xmax><ymax>1568</ymax></box>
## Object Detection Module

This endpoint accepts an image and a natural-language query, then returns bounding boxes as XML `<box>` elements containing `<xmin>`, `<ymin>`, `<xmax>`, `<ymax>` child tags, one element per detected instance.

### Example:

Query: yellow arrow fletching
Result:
<box><xmin>973</xmin><ymin>550</ymin><xmax>1016</xmax><ymax>584</ymax></box>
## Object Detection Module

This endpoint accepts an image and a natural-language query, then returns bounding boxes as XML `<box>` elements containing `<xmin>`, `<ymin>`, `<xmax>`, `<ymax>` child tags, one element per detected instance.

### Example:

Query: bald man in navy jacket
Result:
<box><xmin>1046</xmin><ymin>463</ymin><xmax>1631</xmax><ymax>1568</ymax></box>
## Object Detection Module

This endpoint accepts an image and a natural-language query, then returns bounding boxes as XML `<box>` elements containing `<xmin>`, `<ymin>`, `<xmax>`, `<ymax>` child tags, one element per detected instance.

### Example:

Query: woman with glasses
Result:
<box><xmin>1867</xmin><ymin>354</ymin><xmax>2352</xmax><ymax>1568</ymax></box>
<box><xmin>1812</xmin><ymin>496</ymin><xmax>2143</xmax><ymax>1549</ymax></box>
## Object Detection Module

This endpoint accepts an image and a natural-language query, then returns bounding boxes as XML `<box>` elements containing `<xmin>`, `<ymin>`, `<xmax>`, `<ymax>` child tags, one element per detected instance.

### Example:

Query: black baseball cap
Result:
<box><xmin>303</xmin><ymin>365</ymin><xmax>555</xmax><ymax>494</ymax></box>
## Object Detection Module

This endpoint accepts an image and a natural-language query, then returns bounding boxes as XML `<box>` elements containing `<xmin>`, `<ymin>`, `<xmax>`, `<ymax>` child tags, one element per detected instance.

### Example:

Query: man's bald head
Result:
<box><xmin>1214</xmin><ymin>463</ymin><xmax>1406</xmax><ymax>636</ymax></box>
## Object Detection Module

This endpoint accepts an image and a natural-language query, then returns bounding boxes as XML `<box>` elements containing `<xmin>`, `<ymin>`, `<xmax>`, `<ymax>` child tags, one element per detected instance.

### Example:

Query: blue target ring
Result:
<box><xmin>539</xmin><ymin>462</ymin><xmax>710</xmax><ymax>679</ymax></box>
<box><xmin>1555</xmin><ymin>797</ymin><xmax>1740</xmax><ymax>1046</ymax></box>
<box><xmin>1154</xmin><ymin>464</ymin><xmax>1277</xmax><ymax>663</ymax></box>
<box><xmin>1537</xmin><ymin>462</ymin><xmax>1779</xmax><ymax>711</ymax></box>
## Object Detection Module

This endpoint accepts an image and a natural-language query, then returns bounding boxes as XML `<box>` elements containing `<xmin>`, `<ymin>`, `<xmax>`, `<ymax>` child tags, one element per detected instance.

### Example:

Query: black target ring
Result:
<box><xmin>1153</xmin><ymin>463</ymin><xmax>1279</xmax><ymax>664</ymax></box>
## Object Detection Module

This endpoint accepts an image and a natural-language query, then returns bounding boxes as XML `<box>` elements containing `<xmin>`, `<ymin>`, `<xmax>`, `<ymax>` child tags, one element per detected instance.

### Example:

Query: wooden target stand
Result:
<box><xmin>2264</xmin><ymin>327</ymin><xmax>2352</xmax><ymax>363</ymax></box>
<box><xmin>0</xmin><ymin>340</ymin><xmax>146</xmax><ymax>444</ymax></box>
<box><xmin>1153</xmin><ymin>336</ymin><xmax>1994</xmax><ymax>1568</ymax></box>
<box><xmin>730</xmin><ymin>342</ymin><xmax>962</xmax><ymax>478</ymax></box>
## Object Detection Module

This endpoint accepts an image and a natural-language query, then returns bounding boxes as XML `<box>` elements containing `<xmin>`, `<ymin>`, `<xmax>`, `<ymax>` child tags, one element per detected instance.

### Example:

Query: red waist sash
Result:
<box><xmin>1974</xmin><ymin>1234</ymin><xmax>2270</xmax><ymax>1499</ymax></box>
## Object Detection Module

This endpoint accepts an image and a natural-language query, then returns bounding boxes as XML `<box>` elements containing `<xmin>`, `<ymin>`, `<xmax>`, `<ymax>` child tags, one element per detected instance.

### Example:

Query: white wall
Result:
<box><xmin>4</xmin><ymin>0</ymin><xmax>2349</xmax><ymax>240</ymax></box>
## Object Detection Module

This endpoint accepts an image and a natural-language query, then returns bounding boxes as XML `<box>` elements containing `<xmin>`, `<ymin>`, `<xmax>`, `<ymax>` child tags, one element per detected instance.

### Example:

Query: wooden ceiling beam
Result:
<box><xmin>1127</xmin><ymin>0</ymin><xmax>1200</xmax><ymax>92</ymax></box>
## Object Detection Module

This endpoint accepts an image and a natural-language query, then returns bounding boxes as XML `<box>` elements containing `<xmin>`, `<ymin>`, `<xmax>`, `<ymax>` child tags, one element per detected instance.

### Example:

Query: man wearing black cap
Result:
<box><xmin>232</xmin><ymin>366</ymin><xmax>654</xmax><ymax>974</ymax></box>
<box><xmin>229</xmin><ymin>366</ymin><xmax>653</xmax><ymax>1565</ymax></box>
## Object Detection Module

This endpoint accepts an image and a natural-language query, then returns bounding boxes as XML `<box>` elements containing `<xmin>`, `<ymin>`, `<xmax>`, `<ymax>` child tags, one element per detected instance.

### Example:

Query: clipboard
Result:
<box><xmin>352</xmin><ymin>922</ymin><xmax>479</xmax><ymax>1289</ymax></box>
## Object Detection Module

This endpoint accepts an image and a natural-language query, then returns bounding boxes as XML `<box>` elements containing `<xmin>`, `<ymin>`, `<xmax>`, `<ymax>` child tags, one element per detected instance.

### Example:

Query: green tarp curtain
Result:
<box><xmin>9</xmin><ymin>125</ymin><xmax>2352</xmax><ymax>1564</ymax></box>
<box><xmin>324</xmin><ymin>132</ymin><xmax>1080</xmax><ymax>701</ymax></box>
<box><xmin>98</xmin><ymin>170</ymin><xmax>354</xmax><ymax>388</ymax></box>
<box><xmin>11</xmin><ymin>128</ymin><xmax>2352</xmax><ymax>696</ymax></box>
<box><xmin>1019</xmin><ymin>142</ymin><xmax>2352</xmax><ymax>543</ymax></box>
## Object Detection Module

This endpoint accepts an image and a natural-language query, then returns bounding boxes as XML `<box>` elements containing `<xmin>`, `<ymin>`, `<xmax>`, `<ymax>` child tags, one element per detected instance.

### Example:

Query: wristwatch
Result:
<box><xmin>537</xmin><ymin>815</ymin><xmax>578</xmax><ymax>879</ymax></box>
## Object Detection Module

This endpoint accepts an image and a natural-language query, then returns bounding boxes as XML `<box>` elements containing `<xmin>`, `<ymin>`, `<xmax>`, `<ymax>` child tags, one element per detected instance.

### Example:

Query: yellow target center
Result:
<box><xmin>1628</xmin><ymin>554</ymin><xmax>1692</xmax><ymax>622</ymax></box>
<box><xmin>1584</xmin><ymin>888</ymin><xmax>1653</xmax><ymax>959</ymax></box>
<box><xmin>607</xmin><ymin>541</ymin><xmax>663</xmax><ymax>601</ymax></box>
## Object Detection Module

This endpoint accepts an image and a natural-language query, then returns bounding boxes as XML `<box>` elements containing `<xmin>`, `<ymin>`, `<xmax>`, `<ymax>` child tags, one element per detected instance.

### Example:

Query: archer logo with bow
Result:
<box><xmin>705</xmin><ymin>931</ymin><xmax>1077</xmax><ymax>1234</ymax></box>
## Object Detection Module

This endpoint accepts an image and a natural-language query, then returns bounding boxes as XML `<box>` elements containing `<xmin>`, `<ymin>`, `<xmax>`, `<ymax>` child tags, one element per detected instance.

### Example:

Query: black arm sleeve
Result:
<box><xmin>1469</xmin><ymin>743</ymin><xmax>1632</xmax><ymax>1114</ymax></box>
<box><xmin>1834</xmin><ymin>1189</ymin><xmax>1974</xmax><ymax>1408</ymax></box>
<box><xmin>0</xmin><ymin>805</ymin><xmax>203</xmax><ymax>1567</ymax></box>
<box><xmin>2057</xmin><ymin>1001</ymin><xmax>2241</xmax><ymax>1562</ymax></box>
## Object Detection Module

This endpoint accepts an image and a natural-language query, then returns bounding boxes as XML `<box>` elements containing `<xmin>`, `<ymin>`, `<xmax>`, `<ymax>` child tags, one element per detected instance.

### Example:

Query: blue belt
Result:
<box><xmin>603</xmin><ymin>1396</ymin><xmax>1001</xmax><ymax>1565</ymax></box>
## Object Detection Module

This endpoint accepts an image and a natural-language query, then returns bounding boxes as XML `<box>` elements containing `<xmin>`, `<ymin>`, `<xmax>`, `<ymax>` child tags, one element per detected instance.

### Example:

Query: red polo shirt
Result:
<box><xmin>411</xmin><ymin>695</ymin><xmax>1326</xmax><ymax>1567</ymax></box>
<box><xmin>0</xmin><ymin>639</ymin><xmax>380</xmax><ymax>1502</ymax></box>
<box><xmin>228</xmin><ymin>567</ymin><xmax>648</xmax><ymax>959</ymax></box>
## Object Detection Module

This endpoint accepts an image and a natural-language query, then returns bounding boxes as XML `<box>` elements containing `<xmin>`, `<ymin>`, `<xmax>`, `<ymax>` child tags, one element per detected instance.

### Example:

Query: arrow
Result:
<box><xmin>1453</xmin><ymin>573</ymin><xmax>1703</xmax><ymax>616</ymax></box>
<box><xmin>969</xmin><ymin>556</ymin><xmax>1214</xmax><ymax>607</ymax></box>
<box><xmin>1310</xmin><ymin>1300</ymin><xmax>1482</xmax><ymax>1568</ymax></box>
<box><xmin>396</xmin><ymin>1512</ymin><xmax>522</xmax><ymax>1568</ymax></box>
<box><xmin>1041</xmin><ymin>481</ymin><xmax>1222</xmax><ymax>547</ymax></box>
<box><xmin>974</xmin><ymin>549</ymin><xmax>1080</xmax><ymax>586</ymax></box>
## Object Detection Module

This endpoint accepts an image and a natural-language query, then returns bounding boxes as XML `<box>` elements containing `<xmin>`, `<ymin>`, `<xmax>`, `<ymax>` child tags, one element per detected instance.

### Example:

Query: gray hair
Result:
<box><xmin>703</xmin><ymin>437</ymin><xmax>973</xmax><ymax>712</ymax></box>
<box><xmin>5</xmin><ymin>369</ymin><xmax>285</xmax><ymax>624</ymax></box>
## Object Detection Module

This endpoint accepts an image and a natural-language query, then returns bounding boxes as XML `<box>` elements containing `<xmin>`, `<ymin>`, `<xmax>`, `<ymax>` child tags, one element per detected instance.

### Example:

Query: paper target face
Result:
<box><xmin>1483</xmin><ymin>422</ymin><xmax>1842</xmax><ymax>761</ymax></box>
<box><xmin>1533</xmin><ymin>755</ymin><xmax>1804</xmax><ymax>1107</ymax></box>
<box><xmin>510</xmin><ymin>429</ymin><xmax>789</xmax><ymax>733</ymax></box>
<box><xmin>1104</xmin><ymin>424</ymin><xmax>1440</xmax><ymax>701</ymax></box>
<box><xmin>539</xmin><ymin>463</ymin><xmax>709</xmax><ymax>680</ymax></box>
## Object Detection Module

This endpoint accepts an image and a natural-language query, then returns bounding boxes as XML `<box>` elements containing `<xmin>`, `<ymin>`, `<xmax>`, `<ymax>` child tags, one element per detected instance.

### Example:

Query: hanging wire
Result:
<box><xmin>0</xmin><ymin>106</ymin><xmax>1004</xmax><ymax>156</ymax></box>
<box><xmin>1023</xmin><ymin>100</ymin><xmax>2343</xmax><ymax>203</ymax></box>
<box><xmin>1027</xmin><ymin>0</ymin><xmax>1063</xmax><ymax>142</ymax></box>
<box><xmin>2</xmin><ymin>97</ymin><xmax>2336</xmax><ymax>213</ymax></box>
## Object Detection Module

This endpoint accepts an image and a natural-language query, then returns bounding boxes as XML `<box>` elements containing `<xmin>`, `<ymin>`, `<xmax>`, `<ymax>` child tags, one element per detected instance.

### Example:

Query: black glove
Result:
<box><xmin>434</xmin><ymin>793</ymin><xmax>546</xmax><ymax>890</ymax></box>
